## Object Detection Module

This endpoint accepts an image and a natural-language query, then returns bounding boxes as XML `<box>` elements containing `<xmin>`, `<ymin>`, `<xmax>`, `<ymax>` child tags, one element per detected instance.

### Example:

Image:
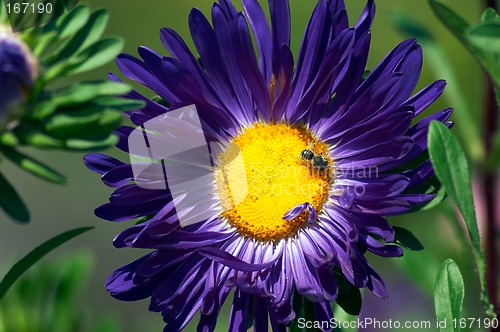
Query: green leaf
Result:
<box><xmin>44</xmin><ymin>37</ymin><xmax>123</xmax><ymax>80</ymax></box>
<box><xmin>434</xmin><ymin>259</ymin><xmax>464</xmax><ymax>332</ymax></box>
<box><xmin>45</xmin><ymin>9</ymin><xmax>109</xmax><ymax>66</ymax></box>
<box><xmin>53</xmin><ymin>6</ymin><xmax>91</xmax><ymax>39</ymax></box>
<box><xmin>429</xmin><ymin>0</ymin><xmax>469</xmax><ymax>42</ymax></box>
<box><xmin>428</xmin><ymin>121</ymin><xmax>495</xmax><ymax>317</ymax></box>
<box><xmin>0</xmin><ymin>132</ymin><xmax>19</xmax><ymax>148</ymax></box>
<box><xmin>63</xmin><ymin>135</ymin><xmax>119</xmax><ymax>151</ymax></box>
<box><xmin>430</xmin><ymin>0</ymin><xmax>500</xmax><ymax>86</ymax></box>
<box><xmin>406</xmin><ymin>176</ymin><xmax>448</xmax><ymax>212</ymax></box>
<box><xmin>44</xmin><ymin>108</ymin><xmax>122</xmax><ymax>139</ymax></box>
<box><xmin>467</xmin><ymin>23</ymin><xmax>500</xmax><ymax>53</ymax></box>
<box><xmin>32</xmin><ymin>31</ymin><xmax>58</xmax><ymax>57</ymax></box>
<box><xmin>421</xmin><ymin>184</ymin><xmax>447</xmax><ymax>211</ymax></box>
<box><xmin>336</xmin><ymin>283</ymin><xmax>362</xmax><ymax>316</ymax></box>
<box><xmin>0</xmin><ymin>172</ymin><xmax>29</xmax><ymax>223</ymax></box>
<box><xmin>13</xmin><ymin>127</ymin><xmax>65</xmax><ymax>149</ymax></box>
<box><xmin>0</xmin><ymin>227</ymin><xmax>94</xmax><ymax>301</ymax></box>
<box><xmin>92</xmin><ymin>97</ymin><xmax>146</xmax><ymax>111</ymax></box>
<box><xmin>392</xmin><ymin>226</ymin><xmax>424</xmax><ymax>251</ymax></box>
<box><xmin>67</xmin><ymin>37</ymin><xmax>124</xmax><ymax>75</ymax></box>
<box><xmin>31</xmin><ymin>100</ymin><xmax>57</xmax><ymax>120</ymax></box>
<box><xmin>1</xmin><ymin>148</ymin><xmax>67</xmax><ymax>184</ymax></box>
<box><xmin>51</xmin><ymin>82</ymin><xmax>131</xmax><ymax>107</ymax></box>
<box><xmin>391</xmin><ymin>9</ymin><xmax>434</xmax><ymax>43</ymax></box>
<box><xmin>482</xmin><ymin>8</ymin><xmax>500</xmax><ymax>23</ymax></box>
<box><xmin>334</xmin><ymin>269</ymin><xmax>362</xmax><ymax>316</ymax></box>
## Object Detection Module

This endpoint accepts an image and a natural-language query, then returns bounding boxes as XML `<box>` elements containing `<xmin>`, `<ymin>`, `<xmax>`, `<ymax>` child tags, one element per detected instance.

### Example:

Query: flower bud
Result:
<box><xmin>0</xmin><ymin>25</ymin><xmax>39</xmax><ymax>128</ymax></box>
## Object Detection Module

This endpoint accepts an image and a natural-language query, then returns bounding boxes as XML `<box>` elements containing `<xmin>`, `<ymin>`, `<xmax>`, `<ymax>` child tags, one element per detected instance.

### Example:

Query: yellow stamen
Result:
<box><xmin>215</xmin><ymin>123</ymin><xmax>333</xmax><ymax>241</ymax></box>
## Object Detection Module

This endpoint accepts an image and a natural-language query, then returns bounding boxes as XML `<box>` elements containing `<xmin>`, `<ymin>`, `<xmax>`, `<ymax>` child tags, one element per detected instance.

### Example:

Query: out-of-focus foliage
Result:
<box><xmin>0</xmin><ymin>3</ymin><xmax>144</xmax><ymax>223</ymax></box>
<box><xmin>430</xmin><ymin>1</ymin><xmax>500</xmax><ymax>88</ymax></box>
<box><xmin>392</xmin><ymin>8</ymin><xmax>484</xmax><ymax>163</ymax></box>
<box><xmin>0</xmin><ymin>251</ymin><xmax>120</xmax><ymax>332</ymax></box>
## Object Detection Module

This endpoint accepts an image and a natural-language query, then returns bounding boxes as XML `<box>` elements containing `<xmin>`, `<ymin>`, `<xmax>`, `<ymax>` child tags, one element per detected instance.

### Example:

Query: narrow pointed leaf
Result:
<box><xmin>44</xmin><ymin>108</ymin><xmax>122</xmax><ymax>139</ymax></box>
<box><xmin>0</xmin><ymin>227</ymin><xmax>94</xmax><ymax>301</ymax></box>
<box><xmin>0</xmin><ymin>172</ymin><xmax>29</xmax><ymax>223</ymax></box>
<box><xmin>13</xmin><ymin>126</ymin><xmax>65</xmax><ymax>149</ymax></box>
<box><xmin>434</xmin><ymin>259</ymin><xmax>464</xmax><ymax>331</ymax></box>
<box><xmin>1</xmin><ymin>148</ymin><xmax>67</xmax><ymax>184</ymax></box>
<box><xmin>51</xmin><ymin>82</ymin><xmax>131</xmax><ymax>107</ymax></box>
<box><xmin>46</xmin><ymin>9</ymin><xmax>109</xmax><ymax>66</ymax></box>
<box><xmin>92</xmin><ymin>97</ymin><xmax>146</xmax><ymax>111</ymax></box>
<box><xmin>392</xmin><ymin>226</ymin><xmax>424</xmax><ymax>251</ymax></box>
<box><xmin>52</xmin><ymin>6</ymin><xmax>90</xmax><ymax>39</ymax></box>
<box><xmin>428</xmin><ymin>121</ymin><xmax>494</xmax><ymax>317</ymax></box>
<box><xmin>63</xmin><ymin>135</ymin><xmax>118</xmax><ymax>151</ymax></box>
<box><xmin>67</xmin><ymin>37</ymin><xmax>124</xmax><ymax>75</ymax></box>
<box><xmin>336</xmin><ymin>284</ymin><xmax>362</xmax><ymax>315</ymax></box>
<box><xmin>334</xmin><ymin>269</ymin><xmax>362</xmax><ymax>316</ymax></box>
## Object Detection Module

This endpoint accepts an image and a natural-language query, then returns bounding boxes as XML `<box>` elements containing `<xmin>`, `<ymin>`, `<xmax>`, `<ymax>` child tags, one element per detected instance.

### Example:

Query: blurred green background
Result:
<box><xmin>0</xmin><ymin>0</ymin><xmax>492</xmax><ymax>331</ymax></box>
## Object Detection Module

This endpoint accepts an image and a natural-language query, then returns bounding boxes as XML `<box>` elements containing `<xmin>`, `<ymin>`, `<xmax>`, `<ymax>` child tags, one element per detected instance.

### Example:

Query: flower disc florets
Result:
<box><xmin>216</xmin><ymin>123</ymin><xmax>333</xmax><ymax>241</ymax></box>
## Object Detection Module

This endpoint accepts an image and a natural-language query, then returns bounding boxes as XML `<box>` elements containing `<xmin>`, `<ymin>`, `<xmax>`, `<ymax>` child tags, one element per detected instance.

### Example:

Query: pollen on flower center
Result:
<box><xmin>215</xmin><ymin>123</ymin><xmax>333</xmax><ymax>241</ymax></box>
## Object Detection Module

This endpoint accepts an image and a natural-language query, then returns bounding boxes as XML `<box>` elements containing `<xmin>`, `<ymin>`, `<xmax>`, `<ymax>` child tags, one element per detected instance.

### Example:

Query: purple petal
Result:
<box><xmin>242</xmin><ymin>0</ymin><xmax>273</xmax><ymax>82</ymax></box>
<box><xmin>269</xmin><ymin>0</ymin><xmax>291</xmax><ymax>70</ymax></box>
<box><xmin>283</xmin><ymin>202</ymin><xmax>317</xmax><ymax>223</ymax></box>
<box><xmin>313</xmin><ymin>301</ymin><xmax>334</xmax><ymax>332</ymax></box>
<box><xmin>228</xmin><ymin>289</ymin><xmax>251</xmax><ymax>332</ymax></box>
<box><xmin>83</xmin><ymin>153</ymin><xmax>124</xmax><ymax>175</ymax></box>
<box><xmin>106</xmin><ymin>254</ymin><xmax>156</xmax><ymax>301</ymax></box>
<box><xmin>101</xmin><ymin>164</ymin><xmax>133</xmax><ymax>187</ymax></box>
<box><xmin>116</xmin><ymin>53</ymin><xmax>177</xmax><ymax>103</ymax></box>
<box><xmin>198</xmin><ymin>246</ymin><xmax>278</xmax><ymax>272</ymax></box>
<box><xmin>233</xmin><ymin>14</ymin><xmax>271</xmax><ymax>122</ymax></box>
<box><xmin>406</xmin><ymin>79</ymin><xmax>446</xmax><ymax>116</ymax></box>
<box><xmin>253</xmin><ymin>296</ymin><xmax>269</xmax><ymax>332</ymax></box>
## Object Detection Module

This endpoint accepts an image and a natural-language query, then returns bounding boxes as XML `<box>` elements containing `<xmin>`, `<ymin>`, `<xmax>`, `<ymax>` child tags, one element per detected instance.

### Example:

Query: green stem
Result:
<box><xmin>483</xmin><ymin>0</ymin><xmax>499</xmax><ymax>323</ymax></box>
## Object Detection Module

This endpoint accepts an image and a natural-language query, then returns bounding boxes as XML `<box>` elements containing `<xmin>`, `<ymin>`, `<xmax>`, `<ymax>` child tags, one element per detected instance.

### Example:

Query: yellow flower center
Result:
<box><xmin>215</xmin><ymin>123</ymin><xmax>333</xmax><ymax>241</ymax></box>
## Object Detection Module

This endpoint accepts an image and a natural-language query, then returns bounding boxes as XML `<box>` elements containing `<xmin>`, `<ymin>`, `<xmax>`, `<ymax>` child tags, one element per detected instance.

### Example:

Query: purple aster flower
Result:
<box><xmin>0</xmin><ymin>25</ymin><xmax>38</xmax><ymax>126</ymax></box>
<box><xmin>85</xmin><ymin>0</ymin><xmax>452</xmax><ymax>330</ymax></box>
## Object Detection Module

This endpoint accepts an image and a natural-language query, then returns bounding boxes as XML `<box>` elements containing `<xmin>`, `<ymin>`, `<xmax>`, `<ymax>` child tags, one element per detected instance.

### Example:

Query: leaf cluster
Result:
<box><xmin>0</xmin><ymin>4</ymin><xmax>145</xmax><ymax>222</ymax></box>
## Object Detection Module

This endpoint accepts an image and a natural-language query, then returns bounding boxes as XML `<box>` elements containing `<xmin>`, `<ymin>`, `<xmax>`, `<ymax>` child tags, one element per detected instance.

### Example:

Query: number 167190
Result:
<box><xmin>5</xmin><ymin>2</ymin><xmax>53</xmax><ymax>14</ymax></box>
